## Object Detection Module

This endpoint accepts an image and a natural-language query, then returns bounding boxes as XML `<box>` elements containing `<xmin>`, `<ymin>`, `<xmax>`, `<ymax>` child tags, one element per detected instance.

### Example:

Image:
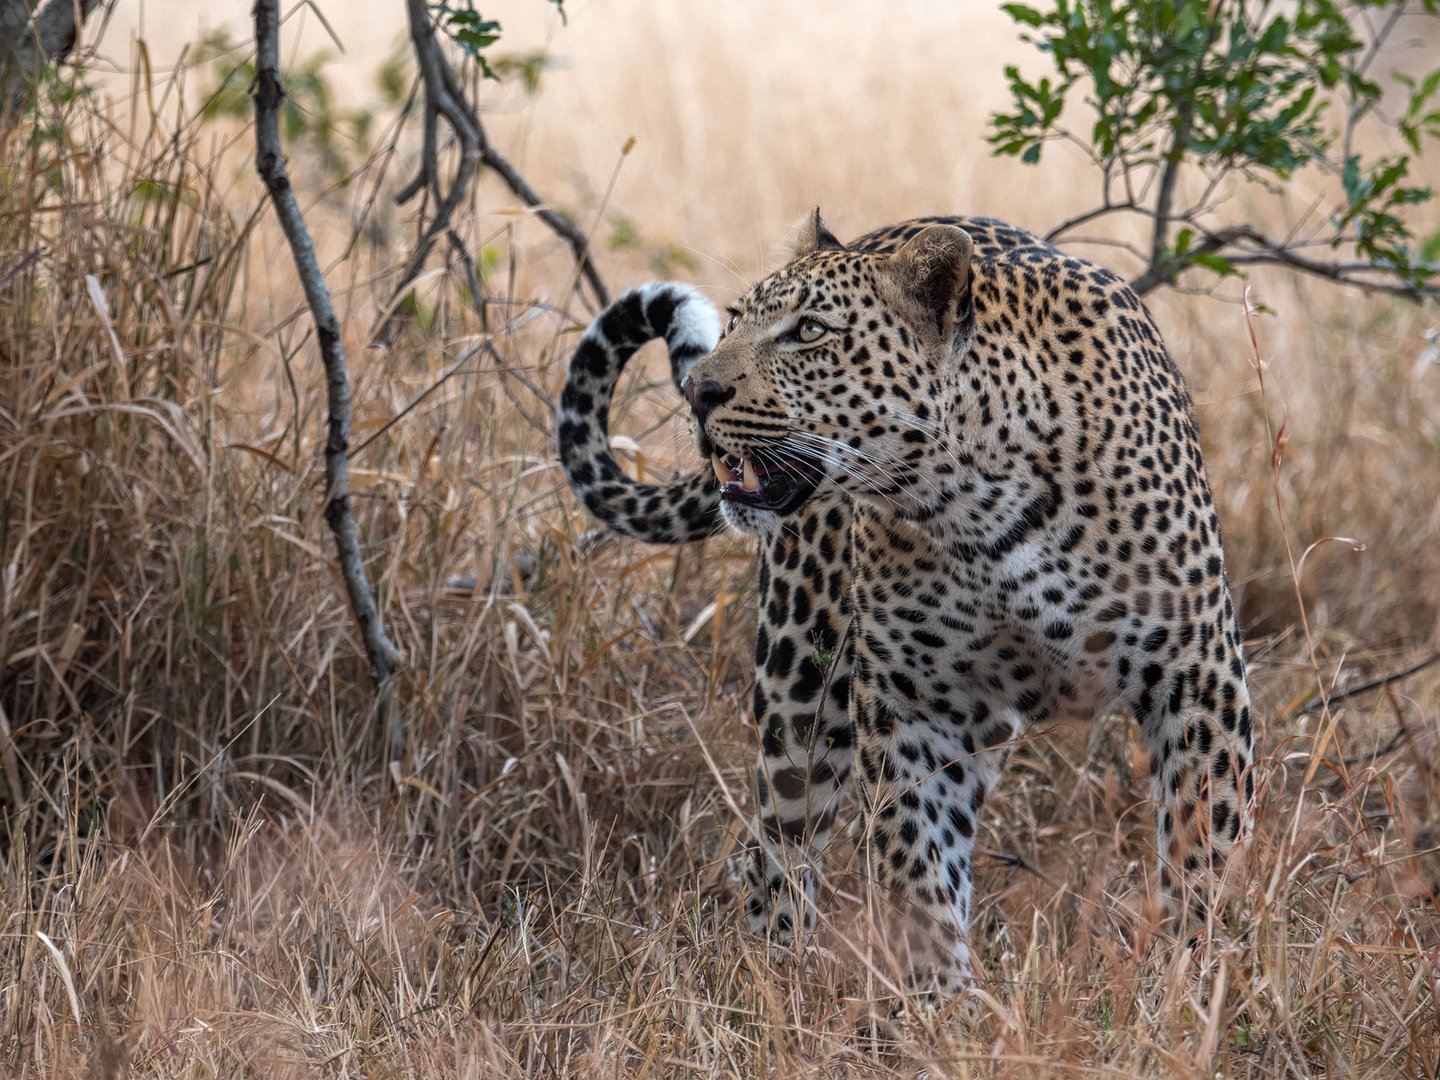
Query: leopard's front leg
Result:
<box><xmin>743</xmin><ymin>514</ymin><xmax>855</xmax><ymax>941</ymax></box>
<box><xmin>852</xmin><ymin>677</ymin><xmax>1021</xmax><ymax>998</ymax></box>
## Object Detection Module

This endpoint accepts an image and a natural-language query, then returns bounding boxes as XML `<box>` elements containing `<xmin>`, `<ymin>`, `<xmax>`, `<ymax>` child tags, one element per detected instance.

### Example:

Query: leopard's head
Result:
<box><xmin>682</xmin><ymin>209</ymin><xmax>975</xmax><ymax>534</ymax></box>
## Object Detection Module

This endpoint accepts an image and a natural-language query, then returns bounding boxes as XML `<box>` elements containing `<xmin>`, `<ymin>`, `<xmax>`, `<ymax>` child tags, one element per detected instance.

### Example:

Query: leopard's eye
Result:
<box><xmin>796</xmin><ymin>319</ymin><xmax>827</xmax><ymax>343</ymax></box>
<box><xmin>725</xmin><ymin>314</ymin><xmax>739</xmax><ymax>336</ymax></box>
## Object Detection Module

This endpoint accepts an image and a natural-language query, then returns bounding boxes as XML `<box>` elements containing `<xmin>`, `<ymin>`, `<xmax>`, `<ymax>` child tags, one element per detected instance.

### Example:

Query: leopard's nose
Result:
<box><xmin>681</xmin><ymin>377</ymin><xmax>734</xmax><ymax>422</ymax></box>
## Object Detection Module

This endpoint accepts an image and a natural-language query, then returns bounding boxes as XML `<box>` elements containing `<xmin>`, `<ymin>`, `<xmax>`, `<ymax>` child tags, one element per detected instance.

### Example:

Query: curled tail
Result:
<box><xmin>557</xmin><ymin>282</ymin><xmax>723</xmax><ymax>544</ymax></box>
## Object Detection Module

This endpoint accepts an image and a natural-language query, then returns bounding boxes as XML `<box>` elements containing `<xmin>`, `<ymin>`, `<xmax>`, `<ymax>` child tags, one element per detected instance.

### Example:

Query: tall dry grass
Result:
<box><xmin>2</xmin><ymin>3</ymin><xmax>1439</xmax><ymax>1076</ymax></box>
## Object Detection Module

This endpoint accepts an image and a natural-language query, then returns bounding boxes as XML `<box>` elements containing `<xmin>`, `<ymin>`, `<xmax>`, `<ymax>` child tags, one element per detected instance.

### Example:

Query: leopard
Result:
<box><xmin>558</xmin><ymin>212</ymin><xmax>1253</xmax><ymax>1000</ymax></box>
<box><xmin>558</xmin><ymin>217</ymin><xmax>1054</xmax><ymax>937</ymax></box>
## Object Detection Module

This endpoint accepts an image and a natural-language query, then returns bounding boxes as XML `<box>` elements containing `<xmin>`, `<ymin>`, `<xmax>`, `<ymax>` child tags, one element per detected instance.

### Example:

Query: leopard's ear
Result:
<box><xmin>790</xmin><ymin>207</ymin><xmax>844</xmax><ymax>258</ymax></box>
<box><xmin>888</xmin><ymin>225</ymin><xmax>975</xmax><ymax>341</ymax></box>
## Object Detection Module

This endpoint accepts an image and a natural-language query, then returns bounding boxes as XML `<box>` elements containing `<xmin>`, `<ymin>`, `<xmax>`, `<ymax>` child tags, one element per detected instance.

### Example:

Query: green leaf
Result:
<box><xmin>434</xmin><ymin>4</ymin><xmax>505</xmax><ymax>76</ymax></box>
<box><xmin>1342</xmin><ymin>155</ymin><xmax>1363</xmax><ymax>205</ymax></box>
<box><xmin>1001</xmin><ymin>2</ymin><xmax>1046</xmax><ymax>28</ymax></box>
<box><xmin>1189</xmin><ymin>252</ymin><xmax>1237</xmax><ymax>276</ymax></box>
<box><xmin>1420</xmin><ymin>229</ymin><xmax>1440</xmax><ymax>264</ymax></box>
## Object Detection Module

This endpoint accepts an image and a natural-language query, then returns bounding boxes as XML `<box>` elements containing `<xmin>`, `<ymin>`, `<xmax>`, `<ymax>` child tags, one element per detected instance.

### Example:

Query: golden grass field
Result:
<box><xmin>2</xmin><ymin>1</ymin><xmax>1439</xmax><ymax>1075</ymax></box>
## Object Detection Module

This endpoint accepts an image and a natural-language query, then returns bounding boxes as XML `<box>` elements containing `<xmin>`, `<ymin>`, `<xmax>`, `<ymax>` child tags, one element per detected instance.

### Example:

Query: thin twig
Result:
<box><xmin>1043</xmin><ymin>200</ymin><xmax>1137</xmax><ymax>243</ymax></box>
<box><xmin>374</xmin><ymin>0</ymin><xmax>607</xmax><ymax>344</ymax></box>
<box><xmin>349</xmin><ymin>307</ymin><xmax>556</xmax><ymax>463</ymax></box>
<box><xmin>252</xmin><ymin>0</ymin><xmax>401</xmax><ymax>703</ymax></box>
<box><xmin>979</xmin><ymin>847</ymin><xmax>1055</xmax><ymax>885</ymax></box>
<box><xmin>1342</xmin><ymin>5</ymin><xmax>1406</xmax><ymax>166</ymax></box>
<box><xmin>1283</xmin><ymin>652</ymin><xmax>1440</xmax><ymax>720</ymax></box>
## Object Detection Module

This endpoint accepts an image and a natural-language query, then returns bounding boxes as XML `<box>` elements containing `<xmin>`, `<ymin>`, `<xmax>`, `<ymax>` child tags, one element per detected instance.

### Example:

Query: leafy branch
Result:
<box><xmin>992</xmin><ymin>0</ymin><xmax>1440</xmax><ymax>300</ymax></box>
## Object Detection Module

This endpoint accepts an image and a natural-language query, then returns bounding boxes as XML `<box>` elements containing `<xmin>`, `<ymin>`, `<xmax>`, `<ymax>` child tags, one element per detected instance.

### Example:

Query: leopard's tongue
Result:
<box><xmin>711</xmin><ymin>455</ymin><xmax>761</xmax><ymax>492</ymax></box>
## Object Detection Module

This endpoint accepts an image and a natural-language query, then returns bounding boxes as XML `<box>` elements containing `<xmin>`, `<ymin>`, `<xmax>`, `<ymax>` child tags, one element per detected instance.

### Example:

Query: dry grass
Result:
<box><xmin>3</xmin><ymin>4</ymin><xmax>1439</xmax><ymax>1076</ymax></box>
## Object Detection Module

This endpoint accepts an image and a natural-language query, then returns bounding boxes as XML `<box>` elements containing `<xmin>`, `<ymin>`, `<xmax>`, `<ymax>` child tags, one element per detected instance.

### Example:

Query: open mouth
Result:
<box><xmin>710</xmin><ymin>452</ymin><xmax>818</xmax><ymax>515</ymax></box>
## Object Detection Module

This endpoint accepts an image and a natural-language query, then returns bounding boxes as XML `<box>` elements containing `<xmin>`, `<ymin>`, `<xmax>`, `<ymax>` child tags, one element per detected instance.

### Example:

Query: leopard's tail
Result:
<box><xmin>557</xmin><ymin>282</ymin><xmax>724</xmax><ymax>544</ymax></box>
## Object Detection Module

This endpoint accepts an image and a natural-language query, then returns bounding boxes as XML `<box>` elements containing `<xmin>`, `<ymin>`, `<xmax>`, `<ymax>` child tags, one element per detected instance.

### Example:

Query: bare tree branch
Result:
<box><xmin>1130</xmin><ymin>222</ymin><xmax>1440</xmax><ymax>301</ymax></box>
<box><xmin>252</xmin><ymin>0</ymin><xmax>402</xmax><ymax>702</ymax></box>
<box><xmin>375</xmin><ymin>0</ymin><xmax>607</xmax><ymax>343</ymax></box>
<box><xmin>1341</xmin><ymin>4</ymin><xmax>1406</xmax><ymax>166</ymax></box>
<box><xmin>1043</xmin><ymin>200</ymin><xmax>1137</xmax><ymax>243</ymax></box>
<box><xmin>1</xmin><ymin>0</ymin><xmax>103</xmax><ymax>125</ymax></box>
<box><xmin>1144</xmin><ymin>98</ymin><xmax>1194</xmax><ymax>283</ymax></box>
<box><xmin>1219</xmin><ymin>244</ymin><xmax>1440</xmax><ymax>302</ymax></box>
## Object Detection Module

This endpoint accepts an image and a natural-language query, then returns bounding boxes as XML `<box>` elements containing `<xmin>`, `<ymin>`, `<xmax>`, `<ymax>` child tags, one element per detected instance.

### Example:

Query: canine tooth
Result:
<box><xmin>712</xmin><ymin>456</ymin><xmax>734</xmax><ymax>484</ymax></box>
<box><xmin>742</xmin><ymin>458</ymin><xmax>758</xmax><ymax>491</ymax></box>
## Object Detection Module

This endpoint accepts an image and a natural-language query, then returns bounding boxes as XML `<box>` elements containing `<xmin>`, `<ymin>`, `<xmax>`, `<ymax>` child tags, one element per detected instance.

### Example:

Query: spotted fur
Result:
<box><xmin>559</xmin><ymin>219</ymin><xmax>1053</xmax><ymax>948</ymax></box>
<box><xmin>560</xmin><ymin>215</ymin><xmax>1253</xmax><ymax>1001</ymax></box>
